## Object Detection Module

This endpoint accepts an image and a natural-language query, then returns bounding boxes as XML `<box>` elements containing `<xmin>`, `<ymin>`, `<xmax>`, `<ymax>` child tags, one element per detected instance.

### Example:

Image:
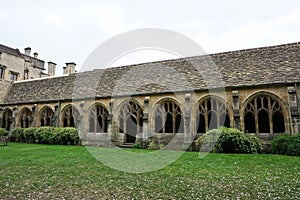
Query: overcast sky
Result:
<box><xmin>1</xmin><ymin>0</ymin><xmax>300</xmax><ymax>75</ymax></box>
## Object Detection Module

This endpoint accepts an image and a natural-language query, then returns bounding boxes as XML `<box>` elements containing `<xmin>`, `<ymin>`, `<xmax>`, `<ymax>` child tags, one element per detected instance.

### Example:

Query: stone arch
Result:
<box><xmin>61</xmin><ymin>104</ymin><xmax>80</xmax><ymax>127</ymax></box>
<box><xmin>87</xmin><ymin>102</ymin><xmax>109</xmax><ymax>133</ymax></box>
<box><xmin>192</xmin><ymin>95</ymin><xmax>232</xmax><ymax>133</ymax></box>
<box><xmin>39</xmin><ymin>106</ymin><xmax>54</xmax><ymax>127</ymax></box>
<box><xmin>2</xmin><ymin>108</ymin><xmax>13</xmax><ymax>131</ymax></box>
<box><xmin>19</xmin><ymin>107</ymin><xmax>32</xmax><ymax>128</ymax></box>
<box><xmin>152</xmin><ymin>97</ymin><xmax>184</xmax><ymax>134</ymax></box>
<box><xmin>117</xmin><ymin>98</ymin><xmax>143</xmax><ymax>143</ymax></box>
<box><xmin>241</xmin><ymin>91</ymin><xmax>288</xmax><ymax>134</ymax></box>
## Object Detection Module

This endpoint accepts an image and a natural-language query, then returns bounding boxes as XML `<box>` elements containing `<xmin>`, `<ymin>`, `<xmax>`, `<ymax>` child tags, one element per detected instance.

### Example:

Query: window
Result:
<box><xmin>154</xmin><ymin>99</ymin><xmax>183</xmax><ymax>134</ymax></box>
<box><xmin>62</xmin><ymin>105</ymin><xmax>79</xmax><ymax>127</ymax></box>
<box><xmin>243</xmin><ymin>94</ymin><xmax>285</xmax><ymax>134</ymax></box>
<box><xmin>89</xmin><ymin>104</ymin><xmax>108</xmax><ymax>133</ymax></box>
<box><xmin>195</xmin><ymin>96</ymin><xmax>230</xmax><ymax>133</ymax></box>
<box><xmin>10</xmin><ymin>72</ymin><xmax>18</xmax><ymax>81</ymax></box>
<box><xmin>0</xmin><ymin>67</ymin><xmax>4</xmax><ymax>79</ymax></box>
<box><xmin>289</xmin><ymin>93</ymin><xmax>297</xmax><ymax>107</ymax></box>
<box><xmin>20</xmin><ymin>108</ymin><xmax>32</xmax><ymax>128</ymax></box>
<box><xmin>119</xmin><ymin>100</ymin><xmax>143</xmax><ymax>143</ymax></box>
<box><xmin>2</xmin><ymin>109</ymin><xmax>12</xmax><ymax>131</ymax></box>
<box><xmin>24</xmin><ymin>69</ymin><xmax>29</xmax><ymax>80</ymax></box>
<box><xmin>39</xmin><ymin>107</ymin><xmax>54</xmax><ymax>126</ymax></box>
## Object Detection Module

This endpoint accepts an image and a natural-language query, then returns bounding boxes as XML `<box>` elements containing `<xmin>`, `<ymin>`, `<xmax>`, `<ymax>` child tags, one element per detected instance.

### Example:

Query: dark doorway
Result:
<box><xmin>258</xmin><ymin>110</ymin><xmax>270</xmax><ymax>133</ymax></box>
<box><xmin>196</xmin><ymin>113</ymin><xmax>206</xmax><ymax>133</ymax></box>
<box><xmin>208</xmin><ymin>112</ymin><xmax>218</xmax><ymax>130</ymax></box>
<box><xmin>273</xmin><ymin>112</ymin><xmax>285</xmax><ymax>133</ymax></box>
<box><xmin>126</xmin><ymin>115</ymin><xmax>137</xmax><ymax>143</ymax></box>
<box><xmin>165</xmin><ymin>113</ymin><xmax>173</xmax><ymax>133</ymax></box>
<box><xmin>244</xmin><ymin>112</ymin><xmax>256</xmax><ymax>133</ymax></box>
<box><xmin>155</xmin><ymin>115</ymin><xmax>163</xmax><ymax>133</ymax></box>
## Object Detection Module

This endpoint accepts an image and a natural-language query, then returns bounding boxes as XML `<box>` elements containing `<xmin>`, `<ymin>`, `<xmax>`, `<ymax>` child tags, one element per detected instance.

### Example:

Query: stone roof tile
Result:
<box><xmin>3</xmin><ymin>42</ymin><xmax>300</xmax><ymax>104</ymax></box>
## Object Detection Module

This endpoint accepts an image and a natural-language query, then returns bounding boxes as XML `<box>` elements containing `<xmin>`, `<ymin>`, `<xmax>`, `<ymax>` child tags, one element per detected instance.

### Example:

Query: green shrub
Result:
<box><xmin>132</xmin><ymin>142</ymin><xmax>142</xmax><ymax>149</ymax></box>
<box><xmin>11</xmin><ymin>127</ymin><xmax>25</xmax><ymax>142</ymax></box>
<box><xmin>52</xmin><ymin>127</ymin><xmax>79</xmax><ymax>145</ymax></box>
<box><xmin>195</xmin><ymin>127</ymin><xmax>264</xmax><ymax>153</ymax></box>
<box><xmin>24</xmin><ymin>127</ymin><xmax>37</xmax><ymax>143</ymax></box>
<box><xmin>271</xmin><ymin>134</ymin><xmax>300</xmax><ymax>156</ymax></box>
<box><xmin>0</xmin><ymin>128</ymin><xmax>9</xmax><ymax>136</ymax></box>
<box><xmin>11</xmin><ymin>126</ymin><xmax>80</xmax><ymax>146</ymax></box>
<box><xmin>34</xmin><ymin>127</ymin><xmax>53</xmax><ymax>144</ymax></box>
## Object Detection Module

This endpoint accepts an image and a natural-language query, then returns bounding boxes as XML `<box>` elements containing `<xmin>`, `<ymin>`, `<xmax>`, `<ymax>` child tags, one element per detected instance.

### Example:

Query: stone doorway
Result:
<box><xmin>125</xmin><ymin>115</ymin><xmax>137</xmax><ymax>143</ymax></box>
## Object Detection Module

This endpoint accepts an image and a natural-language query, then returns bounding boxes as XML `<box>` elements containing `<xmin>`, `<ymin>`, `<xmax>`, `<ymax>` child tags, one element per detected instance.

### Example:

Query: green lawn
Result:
<box><xmin>0</xmin><ymin>143</ymin><xmax>299</xmax><ymax>199</ymax></box>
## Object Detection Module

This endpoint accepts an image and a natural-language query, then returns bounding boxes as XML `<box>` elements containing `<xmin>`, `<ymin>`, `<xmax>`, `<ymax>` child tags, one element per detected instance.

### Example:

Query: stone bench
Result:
<box><xmin>0</xmin><ymin>136</ymin><xmax>8</xmax><ymax>146</ymax></box>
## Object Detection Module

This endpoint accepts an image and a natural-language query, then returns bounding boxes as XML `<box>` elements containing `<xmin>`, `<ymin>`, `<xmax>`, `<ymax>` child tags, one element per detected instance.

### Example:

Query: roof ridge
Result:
<box><xmin>209</xmin><ymin>42</ymin><xmax>300</xmax><ymax>56</ymax></box>
<box><xmin>89</xmin><ymin>41</ymin><xmax>300</xmax><ymax>69</ymax></box>
<box><xmin>0</xmin><ymin>43</ymin><xmax>21</xmax><ymax>56</ymax></box>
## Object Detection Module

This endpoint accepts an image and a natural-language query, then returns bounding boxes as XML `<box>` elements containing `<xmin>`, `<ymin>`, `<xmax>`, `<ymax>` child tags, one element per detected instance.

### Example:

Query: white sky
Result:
<box><xmin>1</xmin><ymin>0</ymin><xmax>300</xmax><ymax>75</ymax></box>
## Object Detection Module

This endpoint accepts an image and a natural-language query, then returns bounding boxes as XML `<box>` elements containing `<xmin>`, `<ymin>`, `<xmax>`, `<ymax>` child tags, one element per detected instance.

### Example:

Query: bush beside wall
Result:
<box><xmin>0</xmin><ymin>128</ymin><xmax>9</xmax><ymax>136</ymax></box>
<box><xmin>10</xmin><ymin>127</ymin><xmax>79</xmax><ymax>145</ymax></box>
<box><xmin>271</xmin><ymin>134</ymin><xmax>300</xmax><ymax>156</ymax></box>
<box><xmin>195</xmin><ymin>127</ymin><xmax>264</xmax><ymax>153</ymax></box>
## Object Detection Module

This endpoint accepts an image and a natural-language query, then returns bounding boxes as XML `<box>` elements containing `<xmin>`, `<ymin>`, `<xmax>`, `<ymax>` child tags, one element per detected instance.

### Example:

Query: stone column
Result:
<box><xmin>53</xmin><ymin>102</ymin><xmax>61</xmax><ymax>127</ymax></box>
<box><xmin>142</xmin><ymin>96</ymin><xmax>150</xmax><ymax>146</ymax></box>
<box><xmin>232</xmin><ymin>90</ymin><xmax>240</xmax><ymax>130</ymax></box>
<box><xmin>292</xmin><ymin>118</ymin><xmax>299</xmax><ymax>134</ymax></box>
<box><xmin>107</xmin><ymin>99</ymin><xmax>114</xmax><ymax>145</ymax></box>
<box><xmin>30</xmin><ymin>104</ymin><xmax>37</xmax><ymax>127</ymax></box>
<box><xmin>288</xmin><ymin>86</ymin><xmax>299</xmax><ymax>134</ymax></box>
<box><xmin>9</xmin><ymin>107</ymin><xmax>17</xmax><ymax>135</ymax></box>
<box><xmin>0</xmin><ymin>107</ymin><xmax>3</xmax><ymax>128</ymax></box>
<box><xmin>77</xmin><ymin>101</ymin><xmax>85</xmax><ymax>144</ymax></box>
<box><xmin>184</xmin><ymin>94</ymin><xmax>192</xmax><ymax>143</ymax></box>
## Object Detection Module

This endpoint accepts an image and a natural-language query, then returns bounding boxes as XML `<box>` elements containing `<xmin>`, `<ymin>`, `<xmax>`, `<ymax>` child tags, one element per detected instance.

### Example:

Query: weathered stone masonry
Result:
<box><xmin>1</xmin><ymin>42</ymin><xmax>300</xmax><ymax>146</ymax></box>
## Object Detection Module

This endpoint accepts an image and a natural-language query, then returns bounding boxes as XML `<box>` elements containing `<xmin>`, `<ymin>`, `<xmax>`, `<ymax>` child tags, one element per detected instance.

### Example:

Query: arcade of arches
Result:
<box><xmin>0</xmin><ymin>90</ymin><xmax>296</xmax><ymax>144</ymax></box>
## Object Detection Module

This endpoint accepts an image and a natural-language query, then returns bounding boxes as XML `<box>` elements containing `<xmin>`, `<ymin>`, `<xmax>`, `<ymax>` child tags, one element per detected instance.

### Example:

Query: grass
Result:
<box><xmin>0</xmin><ymin>143</ymin><xmax>299</xmax><ymax>199</ymax></box>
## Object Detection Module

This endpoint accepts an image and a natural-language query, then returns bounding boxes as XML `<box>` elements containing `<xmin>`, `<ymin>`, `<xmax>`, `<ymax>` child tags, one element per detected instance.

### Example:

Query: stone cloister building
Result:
<box><xmin>0</xmin><ymin>42</ymin><xmax>300</xmax><ymax>146</ymax></box>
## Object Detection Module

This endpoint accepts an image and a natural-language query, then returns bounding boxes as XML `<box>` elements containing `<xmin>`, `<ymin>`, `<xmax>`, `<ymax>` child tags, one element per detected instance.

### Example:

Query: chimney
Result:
<box><xmin>48</xmin><ymin>61</ymin><xmax>56</xmax><ymax>76</ymax></box>
<box><xmin>33</xmin><ymin>52</ymin><xmax>38</xmax><ymax>58</ymax></box>
<box><xmin>64</xmin><ymin>62</ymin><xmax>76</xmax><ymax>74</ymax></box>
<box><xmin>24</xmin><ymin>47</ymin><xmax>31</xmax><ymax>56</ymax></box>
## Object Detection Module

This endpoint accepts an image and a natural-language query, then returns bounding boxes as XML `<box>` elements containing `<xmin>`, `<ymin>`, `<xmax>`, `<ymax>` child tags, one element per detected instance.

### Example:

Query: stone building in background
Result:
<box><xmin>0</xmin><ymin>42</ymin><xmax>299</xmax><ymax>147</ymax></box>
<box><xmin>0</xmin><ymin>44</ymin><xmax>47</xmax><ymax>81</ymax></box>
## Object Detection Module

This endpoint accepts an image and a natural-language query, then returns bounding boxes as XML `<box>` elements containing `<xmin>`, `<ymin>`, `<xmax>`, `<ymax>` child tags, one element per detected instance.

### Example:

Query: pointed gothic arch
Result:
<box><xmin>39</xmin><ymin>106</ymin><xmax>54</xmax><ymax>127</ymax></box>
<box><xmin>194</xmin><ymin>95</ymin><xmax>231</xmax><ymax>133</ymax></box>
<box><xmin>153</xmin><ymin>98</ymin><xmax>184</xmax><ymax>134</ymax></box>
<box><xmin>88</xmin><ymin>103</ymin><xmax>109</xmax><ymax>133</ymax></box>
<box><xmin>2</xmin><ymin>108</ymin><xmax>12</xmax><ymax>131</ymax></box>
<box><xmin>242</xmin><ymin>92</ymin><xmax>287</xmax><ymax>134</ymax></box>
<box><xmin>19</xmin><ymin>107</ymin><xmax>32</xmax><ymax>128</ymax></box>
<box><xmin>118</xmin><ymin>99</ymin><xmax>143</xmax><ymax>143</ymax></box>
<box><xmin>61</xmin><ymin>105</ymin><xmax>79</xmax><ymax>127</ymax></box>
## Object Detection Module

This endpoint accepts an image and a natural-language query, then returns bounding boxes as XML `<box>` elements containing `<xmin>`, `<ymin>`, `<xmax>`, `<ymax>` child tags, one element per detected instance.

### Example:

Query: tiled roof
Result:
<box><xmin>0</xmin><ymin>44</ymin><xmax>45</xmax><ymax>70</ymax></box>
<box><xmin>3</xmin><ymin>42</ymin><xmax>300</xmax><ymax>104</ymax></box>
<box><xmin>0</xmin><ymin>44</ymin><xmax>22</xmax><ymax>57</ymax></box>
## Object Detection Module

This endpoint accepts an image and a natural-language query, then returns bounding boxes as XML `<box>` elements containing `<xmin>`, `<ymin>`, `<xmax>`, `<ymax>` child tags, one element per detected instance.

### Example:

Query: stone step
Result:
<box><xmin>118</xmin><ymin>143</ymin><xmax>134</xmax><ymax>148</ymax></box>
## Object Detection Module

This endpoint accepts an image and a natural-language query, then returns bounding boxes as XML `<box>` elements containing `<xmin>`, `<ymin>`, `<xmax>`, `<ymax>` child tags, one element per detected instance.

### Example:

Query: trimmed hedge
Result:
<box><xmin>10</xmin><ymin>127</ymin><xmax>80</xmax><ymax>145</ymax></box>
<box><xmin>11</xmin><ymin>127</ymin><xmax>25</xmax><ymax>142</ymax></box>
<box><xmin>0</xmin><ymin>128</ymin><xmax>9</xmax><ymax>136</ymax></box>
<box><xmin>271</xmin><ymin>134</ymin><xmax>300</xmax><ymax>156</ymax></box>
<box><xmin>52</xmin><ymin>127</ymin><xmax>80</xmax><ymax>145</ymax></box>
<box><xmin>195</xmin><ymin>127</ymin><xmax>264</xmax><ymax>153</ymax></box>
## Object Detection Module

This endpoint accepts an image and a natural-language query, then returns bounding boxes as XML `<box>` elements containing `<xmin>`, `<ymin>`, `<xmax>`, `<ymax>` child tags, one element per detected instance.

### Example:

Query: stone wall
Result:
<box><xmin>0</xmin><ymin>53</ymin><xmax>25</xmax><ymax>81</ymax></box>
<box><xmin>0</xmin><ymin>80</ymin><xmax>12</xmax><ymax>104</ymax></box>
<box><xmin>3</xmin><ymin>83</ymin><xmax>299</xmax><ymax>147</ymax></box>
<box><xmin>0</xmin><ymin>46</ymin><xmax>45</xmax><ymax>81</ymax></box>
<box><xmin>1</xmin><ymin>42</ymin><xmax>300</xmax><ymax>147</ymax></box>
